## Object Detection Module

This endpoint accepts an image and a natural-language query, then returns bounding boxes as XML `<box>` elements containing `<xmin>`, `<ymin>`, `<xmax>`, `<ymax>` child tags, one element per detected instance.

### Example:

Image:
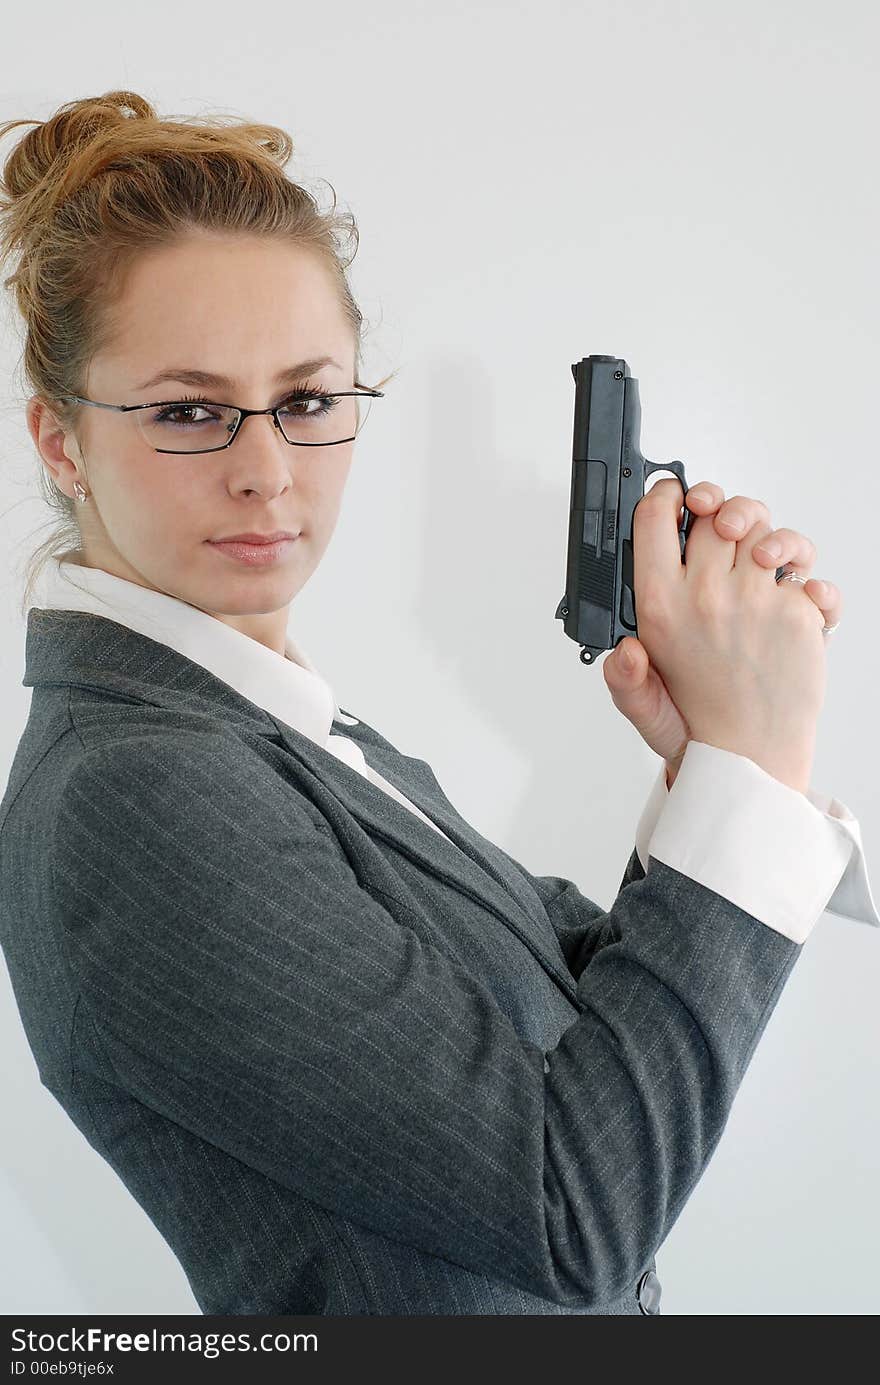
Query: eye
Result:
<box><xmin>277</xmin><ymin>387</ymin><xmax>339</xmax><ymax>418</ymax></box>
<box><xmin>151</xmin><ymin>394</ymin><xmax>221</xmax><ymax>427</ymax></box>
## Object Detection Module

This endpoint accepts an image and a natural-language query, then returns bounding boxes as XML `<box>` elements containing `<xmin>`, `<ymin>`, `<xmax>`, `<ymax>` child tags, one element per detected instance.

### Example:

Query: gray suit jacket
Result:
<box><xmin>0</xmin><ymin>607</ymin><xmax>801</xmax><ymax>1316</ymax></box>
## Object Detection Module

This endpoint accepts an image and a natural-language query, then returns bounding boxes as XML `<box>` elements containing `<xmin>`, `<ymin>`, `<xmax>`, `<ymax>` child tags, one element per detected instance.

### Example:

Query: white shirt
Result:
<box><xmin>28</xmin><ymin>556</ymin><xmax>879</xmax><ymax>948</ymax></box>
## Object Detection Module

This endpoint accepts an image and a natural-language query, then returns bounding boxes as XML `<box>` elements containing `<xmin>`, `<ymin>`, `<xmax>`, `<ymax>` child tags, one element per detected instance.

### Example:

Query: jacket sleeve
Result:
<box><xmin>491</xmin><ymin>840</ymin><xmax>648</xmax><ymax>981</ymax></box>
<box><xmin>52</xmin><ymin>733</ymin><xmax>801</xmax><ymax>1308</ymax></box>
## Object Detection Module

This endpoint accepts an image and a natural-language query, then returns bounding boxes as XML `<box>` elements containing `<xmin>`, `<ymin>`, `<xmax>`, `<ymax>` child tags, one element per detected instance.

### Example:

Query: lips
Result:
<box><xmin>207</xmin><ymin>534</ymin><xmax>299</xmax><ymax>566</ymax></box>
<box><xmin>210</xmin><ymin>531</ymin><xmax>299</xmax><ymax>544</ymax></box>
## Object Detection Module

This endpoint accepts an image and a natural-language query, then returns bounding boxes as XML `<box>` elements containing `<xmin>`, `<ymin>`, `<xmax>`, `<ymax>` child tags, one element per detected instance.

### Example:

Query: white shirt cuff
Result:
<box><xmin>634</xmin><ymin>741</ymin><xmax>880</xmax><ymax>945</ymax></box>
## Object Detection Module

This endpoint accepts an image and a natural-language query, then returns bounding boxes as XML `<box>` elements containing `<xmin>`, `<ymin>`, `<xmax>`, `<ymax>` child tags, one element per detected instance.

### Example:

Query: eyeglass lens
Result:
<box><xmin>134</xmin><ymin>393</ymin><xmax>372</xmax><ymax>453</ymax></box>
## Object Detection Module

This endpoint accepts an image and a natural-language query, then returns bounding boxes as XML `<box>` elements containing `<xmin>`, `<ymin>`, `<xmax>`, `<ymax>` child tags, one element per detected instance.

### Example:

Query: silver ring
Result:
<box><xmin>776</xmin><ymin>569</ymin><xmax>839</xmax><ymax>636</ymax></box>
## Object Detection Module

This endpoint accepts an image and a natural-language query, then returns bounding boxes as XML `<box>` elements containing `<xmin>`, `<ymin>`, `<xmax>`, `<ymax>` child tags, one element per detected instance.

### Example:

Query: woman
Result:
<box><xmin>0</xmin><ymin>90</ymin><xmax>873</xmax><ymax>1317</ymax></box>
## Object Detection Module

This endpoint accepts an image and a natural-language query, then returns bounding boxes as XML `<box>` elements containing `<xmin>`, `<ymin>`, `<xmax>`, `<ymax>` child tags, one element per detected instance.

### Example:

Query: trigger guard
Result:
<box><xmin>644</xmin><ymin>458</ymin><xmax>694</xmax><ymax>557</ymax></box>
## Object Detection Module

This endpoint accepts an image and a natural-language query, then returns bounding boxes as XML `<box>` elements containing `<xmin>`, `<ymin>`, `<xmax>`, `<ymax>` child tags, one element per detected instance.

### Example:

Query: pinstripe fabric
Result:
<box><xmin>0</xmin><ymin>607</ymin><xmax>802</xmax><ymax>1315</ymax></box>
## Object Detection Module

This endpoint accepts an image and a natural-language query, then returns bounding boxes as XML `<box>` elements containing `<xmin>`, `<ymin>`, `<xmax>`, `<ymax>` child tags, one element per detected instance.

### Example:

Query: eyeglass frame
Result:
<box><xmin>51</xmin><ymin>386</ymin><xmax>385</xmax><ymax>454</ymax></box>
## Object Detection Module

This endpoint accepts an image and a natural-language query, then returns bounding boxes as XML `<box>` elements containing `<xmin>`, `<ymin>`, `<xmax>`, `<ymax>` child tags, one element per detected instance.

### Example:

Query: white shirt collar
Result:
<box><xmin>27</xmin><ymin>556</ymin><xmax>358</xmax><ymax>746</ymax></box>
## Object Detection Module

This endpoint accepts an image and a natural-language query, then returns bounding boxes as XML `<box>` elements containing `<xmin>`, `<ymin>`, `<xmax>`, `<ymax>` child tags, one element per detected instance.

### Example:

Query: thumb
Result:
<box><xmin>606</xmin><ymin>637</ymin><xmax>646</xmax><ymax>684</ymax></box>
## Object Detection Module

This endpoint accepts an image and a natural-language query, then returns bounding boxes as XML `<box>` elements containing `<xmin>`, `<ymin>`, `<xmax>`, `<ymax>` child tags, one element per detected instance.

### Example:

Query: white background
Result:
<box><xmin>0</xmin><ymin>0</ymin><xmax>877</xmax><ymax>1316</ymax></box>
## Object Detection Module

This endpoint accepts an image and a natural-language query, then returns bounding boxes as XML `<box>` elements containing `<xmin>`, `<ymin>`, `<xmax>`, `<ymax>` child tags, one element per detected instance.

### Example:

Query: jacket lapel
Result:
<box><xmin>23</xmin><ymin>607</ymin><xmax>577</xmax><ymax>999</ymax></box>
<box><xmin>265</xmin><ymin>711</ymin><xmax>578</xmax><ymax>995</ymax></box>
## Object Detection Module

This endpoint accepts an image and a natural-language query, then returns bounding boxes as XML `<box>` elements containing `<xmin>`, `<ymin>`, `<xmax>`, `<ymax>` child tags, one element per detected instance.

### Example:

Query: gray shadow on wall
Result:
<box><xmin>404</xmin><ymin>349</ymin><xmax>654</xmax><ymax>893</ymax></box>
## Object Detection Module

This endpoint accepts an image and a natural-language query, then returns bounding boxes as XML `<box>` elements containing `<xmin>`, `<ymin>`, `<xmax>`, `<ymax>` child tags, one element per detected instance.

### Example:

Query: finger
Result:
<box><xmin>800</xmin><ymin>575</ymin><xmax>843</xmax><ymax>627</ymax></box>
<box><xmin>684</xmin><ymin>481</ymin><xmax>726</xmax><ymax>513</ymax></box>
<box><xmin>713</xmin><ymin>494</ymin><xmax>772</xmax><ymax>540</ymax></box>
<box><xmin>633</xmin><ymin>476</ymin><xmax>689</xmax><ymax>598</ymax></box>
<box><xmin>605</xmin><ymin>637</ymin><xmax>646</xmax><ymax>682</ymax></box>
<box><xmin>683</xmin><ymin>506</ymin><xmax>776</xmax><ymax>575</ymax></box>
<box><xmin>750</xmin><ymin>526</ymin><xmax>817</xmax><ymax>572</ymax></box>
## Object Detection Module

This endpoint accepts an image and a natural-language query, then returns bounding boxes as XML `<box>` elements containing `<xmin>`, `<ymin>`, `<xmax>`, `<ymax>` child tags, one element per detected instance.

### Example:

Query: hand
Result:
<box><xmin>602</xmin><ymin>481</ymin><xmax>843</xmax><ymax>784</ymax></box>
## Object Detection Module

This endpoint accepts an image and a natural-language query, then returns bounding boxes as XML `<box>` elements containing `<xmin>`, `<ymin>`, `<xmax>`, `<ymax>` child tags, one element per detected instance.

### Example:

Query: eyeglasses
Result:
<box><xmin>53</xmin><ymin>386</ymin><xmax>384</xmax><ymax>455</ymax></box>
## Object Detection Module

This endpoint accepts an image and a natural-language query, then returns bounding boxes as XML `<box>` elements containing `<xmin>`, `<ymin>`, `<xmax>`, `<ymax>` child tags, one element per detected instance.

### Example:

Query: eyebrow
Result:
<box><xmin>134</xmin><ymin>357</ymin><xmax>343</xmax><ymax>392</ymax></box>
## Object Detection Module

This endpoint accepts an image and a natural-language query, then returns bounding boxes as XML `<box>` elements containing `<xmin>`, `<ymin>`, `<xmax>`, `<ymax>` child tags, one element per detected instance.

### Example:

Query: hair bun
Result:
<box><xmin>0</xmin><ymin>91</ymin><xmax>156</xmax><ymax>205</ymax></box>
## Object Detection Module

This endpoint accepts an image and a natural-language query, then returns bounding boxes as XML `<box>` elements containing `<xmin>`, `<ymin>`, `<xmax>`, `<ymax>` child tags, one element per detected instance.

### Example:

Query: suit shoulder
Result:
<box><xmin>57</xmin><ymin>723</ymin><xmax>330</xmax><ymax>847</ymax></box>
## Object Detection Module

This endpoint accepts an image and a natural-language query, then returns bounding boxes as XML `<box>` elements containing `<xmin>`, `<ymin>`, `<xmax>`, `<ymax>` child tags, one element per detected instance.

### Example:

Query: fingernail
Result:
<box><xmin>619</xmin><ymin>648</ymin><xmax>634</xmax><ymax>672</ymax></box>
<box><xmin>689</xmin><ymin>488</ymin><xmax>714</xmax><ymax>505</ymax></box>
<box><xmin>757</xmin><ymin>540</ymin><xmax>782</xmax><ymax>559</ymax></box>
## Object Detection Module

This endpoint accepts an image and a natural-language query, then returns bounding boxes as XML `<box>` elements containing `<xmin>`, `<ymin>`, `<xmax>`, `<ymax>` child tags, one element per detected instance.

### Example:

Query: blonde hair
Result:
<box><xmin>0</xmin><ymin>89</ymin><xmax>393</xmax><ymax>617</ymax></box>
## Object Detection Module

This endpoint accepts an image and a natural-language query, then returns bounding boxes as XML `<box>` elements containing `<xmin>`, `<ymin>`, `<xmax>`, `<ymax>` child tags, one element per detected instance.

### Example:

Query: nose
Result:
<box><xmin>225</xmin><ymin>411</ymin><xmax>298</xmax><ymax>494</ymax></box>
<box><xmin>232</xmin><ymin>408</ymin><xmax>287</xmax><ymax>444</ymax></box>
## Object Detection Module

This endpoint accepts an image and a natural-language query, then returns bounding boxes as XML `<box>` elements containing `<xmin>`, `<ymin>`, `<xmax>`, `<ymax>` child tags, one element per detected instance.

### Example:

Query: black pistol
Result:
<box><xmin>555</xmin><ymin>354</ymin><xmax>697</xmax><ymax>665</ymax></box>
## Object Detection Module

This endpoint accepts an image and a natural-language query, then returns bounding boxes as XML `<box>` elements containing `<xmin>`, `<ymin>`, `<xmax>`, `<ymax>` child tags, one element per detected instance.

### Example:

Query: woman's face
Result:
<box><xmin>29</xmin><ymin>230</ymin><xmax>360</xmax><ymax>655</ymax></box>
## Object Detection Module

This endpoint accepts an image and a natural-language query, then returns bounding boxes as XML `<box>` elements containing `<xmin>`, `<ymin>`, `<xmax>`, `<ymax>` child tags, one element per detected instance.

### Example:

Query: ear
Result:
<box><xmin>26</xmin><ymin>396</ymin><xmax>83</xmax><ymax>496</ymax></box>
